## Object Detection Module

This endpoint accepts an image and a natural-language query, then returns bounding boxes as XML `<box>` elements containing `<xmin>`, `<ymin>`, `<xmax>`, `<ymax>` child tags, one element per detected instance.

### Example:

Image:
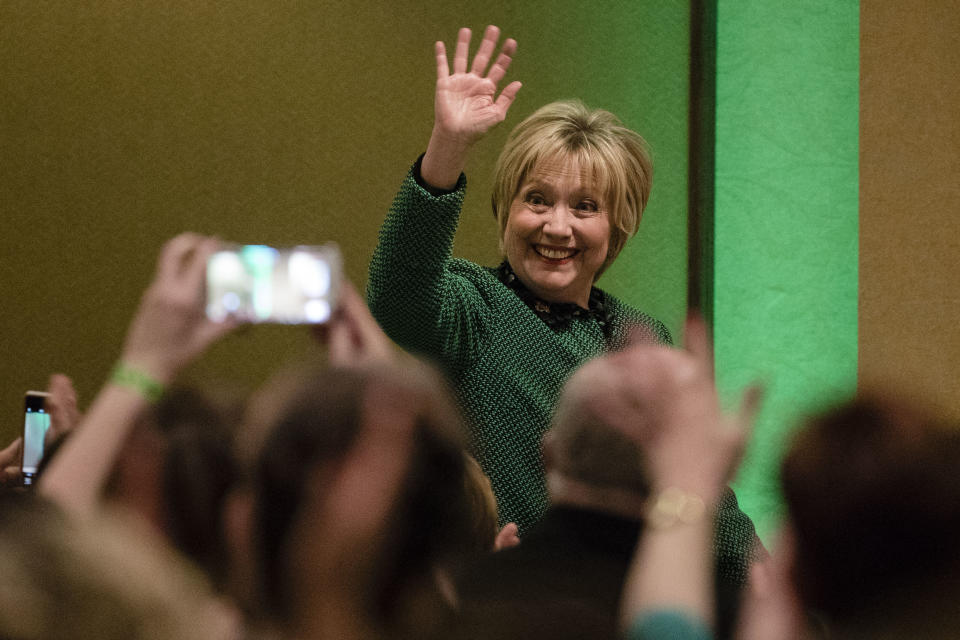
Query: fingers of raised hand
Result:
<box><xmin>470</xmin><ymin>25</ymin><xmax>501</xmax><ymax>75</ymax></box>
<box><xmin>485</xmin><ymin>38</ymin><xmax>517</xmax><ymax>85</ymax></box>
<box><xmin>494</xmin><ymin>80</ymin><xmax>523</xmax><ymax>117</ymax></box>
<box><xmin>0</xmin><ymin>437</ymin><xmax>22</xmax><ymax>467</ymax></box>
<box><xmin>682</xmin><ymin>314</ymin><xmax>714</xmax><ymax>378</ymax></box>
<box><xmin>153</xmin><ymin>234</ymin><xmax>219</xmax><ymax>305</ymax></box>
<box><xmin>435</xmin><ymin>40</ymin><xmax>449</xmax><ymax>80</ymax></box>
<box><xmin>453</xmin><ymin>27</ymin><xmax>471</xmax><ymax>74</ymax></box>
<box><xmin>327</xmin><ymin>283</ymin><xmax>393</xmax><ymax>366</ymax></box>
<box><xmin>494</xmin><ymin>522</ymin><xmax>521</xmax><ymax>551</ymax></box>
<box><xmin>156</xmin><ymin>232</ymin><xmax>204</xmax><ymax>282</ymax></box>
<box><xmin>46</xmin><ymin>374</ymin><xmax>80</xmax><ymax>435</ymax></box>
<box><xmin>730</xmin><ymin>384</ymin><xmax>764</xmax><ymax>446</ymax></box>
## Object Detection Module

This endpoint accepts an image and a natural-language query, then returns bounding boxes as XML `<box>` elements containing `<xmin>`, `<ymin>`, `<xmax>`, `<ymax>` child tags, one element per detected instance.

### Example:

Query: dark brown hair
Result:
<box><xmin>782</xmin><ymin>395</ymin><xmax>960</xmax><ymax>622</ymax></box>
<box><xmin>252</xmin><ymin>363</ymin><xmax>471</xmax><ymax>636</ymax></box>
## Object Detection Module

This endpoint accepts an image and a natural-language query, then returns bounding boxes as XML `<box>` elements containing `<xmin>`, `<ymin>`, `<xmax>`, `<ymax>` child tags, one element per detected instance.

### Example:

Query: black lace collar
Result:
<box><xmin>494</xmin><ymin>261</ymin><xmax>614</xmax><ymax>332</ymax></box>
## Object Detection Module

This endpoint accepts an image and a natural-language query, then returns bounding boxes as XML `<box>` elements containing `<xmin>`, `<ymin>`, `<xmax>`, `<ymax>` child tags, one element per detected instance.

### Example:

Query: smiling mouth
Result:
<box><xmin>534</xmin><ymin>245</ymin><xmax>578</xmax><ymax>260</ymax></box>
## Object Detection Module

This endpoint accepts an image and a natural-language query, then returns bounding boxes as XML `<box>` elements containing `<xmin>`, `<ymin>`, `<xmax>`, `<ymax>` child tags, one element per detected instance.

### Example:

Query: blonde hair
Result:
<box><xmin>0</xmin><ymin>497</ymin><xmax>236</xmax><ymax>640</ymax></box>
<box><xmin>491</xmin><ymin>100</ymin><xmax>654</xmax><ymax>277</ymax></box>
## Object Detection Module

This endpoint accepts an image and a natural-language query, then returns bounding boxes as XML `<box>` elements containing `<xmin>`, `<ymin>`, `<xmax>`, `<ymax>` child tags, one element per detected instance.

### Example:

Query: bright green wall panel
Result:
<box><xmin>714</xmin><ymin>2</ymin><xmax>859</xmax><ymax>539</ymax></box>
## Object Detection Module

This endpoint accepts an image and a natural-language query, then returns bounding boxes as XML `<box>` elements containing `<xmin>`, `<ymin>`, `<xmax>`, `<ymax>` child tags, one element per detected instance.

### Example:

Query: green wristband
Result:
<box><xmin>110</xmin><ymin>362</ymin><xmax>166</xmax><ymax>404</ymax></box>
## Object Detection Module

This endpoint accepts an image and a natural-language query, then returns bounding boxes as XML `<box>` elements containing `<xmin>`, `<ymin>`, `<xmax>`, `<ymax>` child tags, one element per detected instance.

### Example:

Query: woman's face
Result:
<box><xmin>503</xmin><ymin>155</ymin><xmax>610</xmax><ymax>308</ymax></box>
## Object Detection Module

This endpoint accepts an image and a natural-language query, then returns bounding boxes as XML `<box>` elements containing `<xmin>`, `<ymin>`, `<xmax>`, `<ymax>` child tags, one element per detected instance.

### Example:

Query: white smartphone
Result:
<box><xmin>21</xmin><ymin>391</ymin><xmax>52</xmax><ymax>486</ymax></box>
<box><xmin>205</xmin><ymin>243</ymin><xmax>342</xmax><ymax>324</ymax></box>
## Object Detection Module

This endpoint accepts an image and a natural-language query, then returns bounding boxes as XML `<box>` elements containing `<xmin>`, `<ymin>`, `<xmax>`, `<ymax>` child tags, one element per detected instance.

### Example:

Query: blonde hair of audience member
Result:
<box><xmin>491</xmin><ymin>100</ymin><xmax>654</xmax><ymax>278</ymax></box>
<box><xmin>0</xmin><ymin>494</ymin><xmax>238</xmax><ymax>640</ymax></box>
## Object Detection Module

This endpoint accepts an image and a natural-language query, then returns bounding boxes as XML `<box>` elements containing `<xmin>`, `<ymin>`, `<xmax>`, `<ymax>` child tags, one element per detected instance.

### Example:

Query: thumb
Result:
<box><xmin>0</xmin><ymin>437</ymin><xmax>22</xmax><ymax>467</ymax></box>
<box><xmin>494</xmin><ymin>522</ymin><xmax>521</xmax><ymax>551</ymax></box>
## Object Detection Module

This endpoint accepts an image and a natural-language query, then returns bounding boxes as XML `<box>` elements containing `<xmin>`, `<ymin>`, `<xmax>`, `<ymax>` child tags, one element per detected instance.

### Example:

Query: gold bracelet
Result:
<box><xmin>646</xmin><ymin>487</ymin><xmax>707</xmax><ymax>529</ymax></box>
<box><xmin>110</xmin><ymin>362</ymin><xmax>165</xmax><ymax>404</ymax></box>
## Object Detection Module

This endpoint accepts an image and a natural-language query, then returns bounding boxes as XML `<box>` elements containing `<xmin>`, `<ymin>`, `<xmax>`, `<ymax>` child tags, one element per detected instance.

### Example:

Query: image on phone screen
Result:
<box><xmin>206</xmin><ymin>244</ymin><xmax>341</xmax><ymax>324</ymax></box>
<box><xmin>22</xmin><ymin>393</ymin><xmax>51</xmax><ymax>484</ymax></box>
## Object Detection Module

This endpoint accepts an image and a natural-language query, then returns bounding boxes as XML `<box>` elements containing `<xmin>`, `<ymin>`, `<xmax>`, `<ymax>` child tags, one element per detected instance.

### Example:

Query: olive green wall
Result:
<box><xmin>1</xmin><ymin>2</ymin><xmax>689</xmax><ymax>442</ymax></box>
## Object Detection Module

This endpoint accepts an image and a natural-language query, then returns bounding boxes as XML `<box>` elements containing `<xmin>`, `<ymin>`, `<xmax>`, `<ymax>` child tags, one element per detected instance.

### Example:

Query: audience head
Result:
<box><xmin>781</xmin><ymin>394</ymin><xmax>960</xmax><ymax>634</ymax></box>
<box><xmin>85</xmin><ymin>384</ymin><xmax>240</xmax><ymax>591</ymax></box>
<box><xmin>543</xmin><ymin>348</ymin><xmax>655</xmax><ymax>515</ymax></box>
<box><xmin>156</xmin><ymin>385</ymin><xmax>241</xmax><ymax>591</ymax></box>
<box><xmin>247</xmin><ymin>360</ymin><xmax>473</xmax><ymax>638</ymax></box>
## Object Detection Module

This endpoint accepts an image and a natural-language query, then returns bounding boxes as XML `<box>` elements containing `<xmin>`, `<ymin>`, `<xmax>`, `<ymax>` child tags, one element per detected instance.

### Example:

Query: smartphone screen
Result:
<box><xmin>206</xmin><ymin>244</ymin><xmax>342</xmax><ymax>324</ymax></box>
<box><xmin>22</xmin><ymin>392</ymin><xmax>51</xmax><ymax>484</ymax></box>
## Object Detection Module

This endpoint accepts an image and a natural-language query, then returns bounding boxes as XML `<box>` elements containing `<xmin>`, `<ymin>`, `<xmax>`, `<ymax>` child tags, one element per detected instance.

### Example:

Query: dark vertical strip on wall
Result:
<box><xmin>688</xmin><ymin>0</ymin><xmax>717</xmax><ymax>328</ymax></box>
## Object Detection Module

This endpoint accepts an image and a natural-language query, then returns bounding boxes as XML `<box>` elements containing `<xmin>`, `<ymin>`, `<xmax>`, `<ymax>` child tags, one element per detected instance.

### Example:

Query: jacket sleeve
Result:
<box><xmin>367</xmin><ymin>161</ymin><xmax>491</xmax><ymax>370</ymax></box>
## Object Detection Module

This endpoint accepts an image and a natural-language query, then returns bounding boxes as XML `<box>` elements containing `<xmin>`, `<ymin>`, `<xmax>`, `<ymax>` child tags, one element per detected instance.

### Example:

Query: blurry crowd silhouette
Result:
<box><xmin>2</xmin><ymin>233</ymin><xmax>959</xmax><ymax>640</ymax></box>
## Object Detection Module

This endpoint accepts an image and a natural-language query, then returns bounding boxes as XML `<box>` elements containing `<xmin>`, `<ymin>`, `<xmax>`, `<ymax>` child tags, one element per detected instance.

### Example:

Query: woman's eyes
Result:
<box><xmin>576</xmin><ymin>200</ymin><xmax>599</xmax><ymax>213</ymax></box>
<box><xmin>523</xmin><ymin>192</ymin><xmax>601</xmax><ymax>214</ymax></box>
<box><xmin>525</xmin><ymin>192</ymin><xmax>548</xmax><ymax>208</ymax></box>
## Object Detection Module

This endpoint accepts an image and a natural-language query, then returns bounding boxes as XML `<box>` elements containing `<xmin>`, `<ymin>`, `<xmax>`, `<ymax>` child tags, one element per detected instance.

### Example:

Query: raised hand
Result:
<box><xmin>628</xmin><ymin>316</ymin><xmax>759</xmax><ymax>503</ymax></box>
<box><xmin>616</xmin><ymin>317</ymin><xmax>761</xmax><ymax>633</ymax></box>
<box><xmin>40</xmin><ymin>233</ymin><xmax>237</xmax><ymax>517</ymax></box>
<box><xmin>121</xmin><ymin>233</ymin><xmax>236</xmax><ymax>384</ymax></box>
<box><xmin>0</xmin><ymin>437</ymin><xmax>23</xmax><ymax>487</ymax></box>
<box><xmin>45</xmin><ymin>373</ymin><xmax>80</xmax><ymax>445</ymax></box>
<box><xmin>434</xmin><ymin>25</ymin><xmax>521</xmax><ymax>147</ymax></box>
<box><xmin>312</xmin><ymin>281</ymin><xmax>395</xmax><ymax>367</ymax></box>
<box><xmin>422</xmin><ymin>25</ymin><xmax>522</xmax><ymax>190</ymax></box>
<box><xmin>494</xmin><ymin>522</ymin><xmax>521</xmax><ymax>551</ymax></box>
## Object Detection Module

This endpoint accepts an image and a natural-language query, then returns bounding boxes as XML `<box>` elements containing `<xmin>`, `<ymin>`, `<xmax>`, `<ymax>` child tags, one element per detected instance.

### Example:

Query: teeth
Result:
<box><xmin>537</xmin><ymin>246</ymin><xmax>577</xmax><ymax>260</ymax></box>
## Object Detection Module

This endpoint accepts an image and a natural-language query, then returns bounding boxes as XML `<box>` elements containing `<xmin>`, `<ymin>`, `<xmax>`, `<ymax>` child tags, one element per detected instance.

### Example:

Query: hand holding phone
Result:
<box><xmin>21</xmin><ymin>391</ymin><xmax>52</xmax><ymax>486</ymax></box>
<box><xmin>121</xmin><ymin>233</ymin><xmax>236</xmax><ymax>386</ymax></box>
<box><xmin>0</xmin><ymin>437</ymin><xmax>24</xmax><ymax>487</ymax></box>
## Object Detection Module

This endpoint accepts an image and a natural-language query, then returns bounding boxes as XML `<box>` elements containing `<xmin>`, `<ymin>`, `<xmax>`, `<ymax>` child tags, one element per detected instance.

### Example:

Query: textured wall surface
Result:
<box><xmin>714</xmin><ymin>1</ymin><xmax>860</xmax><ymax>538</ymax></box>
<box><xmin>0</xmin><ymin>2</ymin><xmax>689</xmax><ymax>444</ymax></box>
<box><xmin>859</xmin><ymin>2</ymin><xmax>960</xmax><ymax>419</ymax></box>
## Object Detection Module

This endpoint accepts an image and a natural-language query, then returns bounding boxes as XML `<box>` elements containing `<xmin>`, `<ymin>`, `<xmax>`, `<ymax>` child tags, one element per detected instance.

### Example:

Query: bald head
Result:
<box><xmin>546</xmin><ymin>322</ymin><xmax>721</xmax><ymax>503</ymax></box>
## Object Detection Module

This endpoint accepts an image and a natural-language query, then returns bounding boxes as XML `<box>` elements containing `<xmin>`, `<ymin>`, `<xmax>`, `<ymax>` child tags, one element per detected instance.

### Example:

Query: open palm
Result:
<box><xmin>434</xmin><ymin>26</ymin><xmax>522</xmax><ymax>146</ymax></box>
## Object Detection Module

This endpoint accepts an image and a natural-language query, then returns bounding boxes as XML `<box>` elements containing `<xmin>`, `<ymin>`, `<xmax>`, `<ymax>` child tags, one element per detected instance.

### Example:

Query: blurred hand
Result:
<box><xmin>432</xmin><ymin>25</ymin><xmax>522</xmax><ymax>149</ymax></box>
<box><xmin>737</xmin><ymin>529</ymin><xmax>804</xmax><ymax>640</ymax></box>
<box><xmin>121</xmin><ymin>233</ymin><xmax>237</xmax><ymax>384</ymax></box>
<box><xmin>600</xmin><ymin>316</ymin><xmax>761</xmax><ymax>503</ymax></box>
<box><xmin>313</xmin><ymin>281</ymin><xmax>395</xmax><ymax>367</ymax></box>
<box><xmin>494</xmin><ymin>522</ymin><xmax>521</xmax><ymax>551</ymax></box>
<box><xmin>45</xmin><ymin>373</ymin><xmax>80</xmax><ymax>445</ymax></box>
<box><xmin>644</xmin><ymin>316</ymin><xmax>759</xmax><ymax>499</ymax></box>
<box><xmin>0</xmin><ymin>437</ymin><xmax>23</xmax><ymax>487</ymax></box>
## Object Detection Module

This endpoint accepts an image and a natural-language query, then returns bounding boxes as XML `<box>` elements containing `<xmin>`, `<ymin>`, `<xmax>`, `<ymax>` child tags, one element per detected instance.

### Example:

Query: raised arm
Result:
<box><xmin>368</xmin><ymin>26</ymin><xmax>521</xmax><ymax>365</ymax></box>
<box><xmin>619</xmin><ymin>317</ymin><xmax>759</xmax><ymax>639</ymax></box>
<box><xmin>40</xmin><ymin>234</ymin><xmax>236</xmax><ymax>518</ymax></box>
<box><xmin>421</xmin><ymin>25</ymin><xmax>522</xmax><ymax>190</ymax></box>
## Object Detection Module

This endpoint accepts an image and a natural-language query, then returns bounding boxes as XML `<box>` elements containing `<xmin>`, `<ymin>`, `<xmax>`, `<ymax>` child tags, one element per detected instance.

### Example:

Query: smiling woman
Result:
<box><xmin>504</xmin><ymin>154</ymin><xmax>612</xmax><ymax>308</ymax></box>
<box><xmin>367</xmin><ymin>25</ymin><xmax>670</xmax><ymax>533</ymax></box>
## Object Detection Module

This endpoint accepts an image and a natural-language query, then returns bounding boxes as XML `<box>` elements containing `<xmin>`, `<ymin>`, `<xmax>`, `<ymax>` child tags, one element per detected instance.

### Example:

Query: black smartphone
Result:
<box><xmin>21</xmin><ymin>391</ymin><xmax>52</xmax><ymax>486</ymax></box>
<box><xmin>205</xmin><ymin>243</ymin><xmax>342</xmax><ymax>324</ymax></box>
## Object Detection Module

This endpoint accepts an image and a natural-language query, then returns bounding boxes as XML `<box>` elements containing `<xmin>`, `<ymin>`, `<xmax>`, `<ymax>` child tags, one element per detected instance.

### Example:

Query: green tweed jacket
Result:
<box><xmin>368</xmin><ymin>159</ymin><xmax>671</xmax><ymax>533</ymax></box>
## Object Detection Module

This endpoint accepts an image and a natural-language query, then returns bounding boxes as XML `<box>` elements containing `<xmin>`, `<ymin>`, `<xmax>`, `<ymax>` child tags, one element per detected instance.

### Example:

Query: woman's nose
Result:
<box><xmin>542</xmin><ymin>205</ymin><xmax>573</xmax><ymax>238</ymax></box>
